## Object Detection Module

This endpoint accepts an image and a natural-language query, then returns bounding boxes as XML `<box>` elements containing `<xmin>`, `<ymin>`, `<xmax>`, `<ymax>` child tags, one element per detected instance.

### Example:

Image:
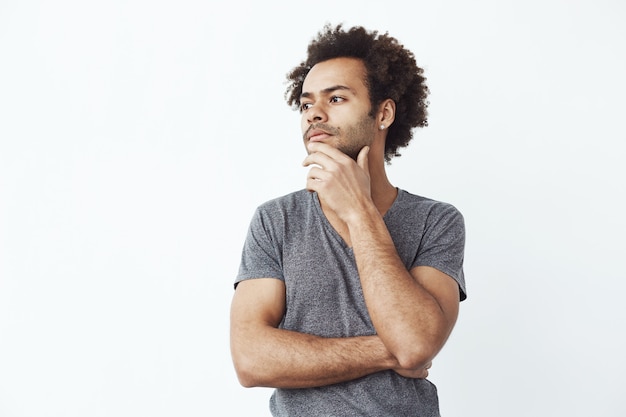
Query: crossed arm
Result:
<box><xmin>230</xmin><ymin>264</ymin><xmax>458</xmax><ymax>389</ymax></box>
<box><xmin>230</xmin><ymin>143</ymin><xmax>460</xmax><ymax>389</ymax></box>
<box><xmin>230</xmin><ymin>277</ymin><xmax>400</xmax><ymax>388</ymax></box>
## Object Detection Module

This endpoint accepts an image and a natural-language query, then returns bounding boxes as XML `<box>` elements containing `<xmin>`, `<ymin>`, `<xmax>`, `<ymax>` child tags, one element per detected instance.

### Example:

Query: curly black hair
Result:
<box><xmin>285</xmin><ymin>23</ymin><xmax>429</xmax><ymax>163</ymax></box>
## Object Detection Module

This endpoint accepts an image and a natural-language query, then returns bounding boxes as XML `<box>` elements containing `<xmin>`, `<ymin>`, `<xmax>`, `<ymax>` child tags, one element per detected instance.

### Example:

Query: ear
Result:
<box><xmin>377</xmin><ymin>99</ymin><xmax>396</xmax><ymax>130</ymax></box>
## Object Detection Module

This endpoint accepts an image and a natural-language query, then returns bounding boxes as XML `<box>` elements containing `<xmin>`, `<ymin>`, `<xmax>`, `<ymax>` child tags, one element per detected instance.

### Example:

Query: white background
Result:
<box><xmin>1</xmin><ymin>0</ymin><xmax>625</xmax><ymax>416</ymax></box>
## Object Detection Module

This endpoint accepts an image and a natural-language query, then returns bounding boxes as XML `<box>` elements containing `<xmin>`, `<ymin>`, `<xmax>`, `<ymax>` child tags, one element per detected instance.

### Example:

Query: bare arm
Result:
<box><xmin>349</xmin><ymin>210</ymin><xmax>460</xmax><ymax>370</ymax></box>
<box><xmin>303</xmin><ymin>143</ymin><xmax>460</xmax><ymax>371</ymax></box>
<box><xmin>230</xmin><ymin>277</ymin><xmax>408</xmax><ymax>389</ymax></box>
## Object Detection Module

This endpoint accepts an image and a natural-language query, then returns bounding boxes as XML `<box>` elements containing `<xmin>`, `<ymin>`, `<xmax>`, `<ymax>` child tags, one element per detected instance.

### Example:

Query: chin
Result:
<box><xmin>339</xmin><ymin>148</ymin><xmax>360</xmax><ymax>161</ymax></box>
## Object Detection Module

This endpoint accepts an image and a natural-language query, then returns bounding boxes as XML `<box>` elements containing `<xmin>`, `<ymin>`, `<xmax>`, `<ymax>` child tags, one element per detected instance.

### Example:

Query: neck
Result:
<box><xmin>368</xmin><ymin>158</ymin><xmax>397</xmax><ymax>216</ymax></box>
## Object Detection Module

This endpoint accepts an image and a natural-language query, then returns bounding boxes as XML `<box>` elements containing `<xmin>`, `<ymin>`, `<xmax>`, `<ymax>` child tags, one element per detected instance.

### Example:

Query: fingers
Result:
<box><xmin>393</xmin><ymin>364</ymin><xmax>431</xmax><ymax>379</ymax></box>
<box><xmin>302</xmin><ymin>148</ymin><xmax>336</xmax><ymax>170</ymax></box>
<box><xmin>302</xmin><ymin>143</ymin><xmax>351</xmax><ymax>183</ymax></box>
<box><xmin>305</xmin><ymin>166</ymin><xmax>327</xmax><ymax>186</ymax></box>
<box><xmin>413</xmin><ymin>362</ymin><xmax>432</xmax><ymax>379</ymax></box>
<box><xmin>302</xmin><ymin>142</ymin><xmax>372</xmax><ymax>205</ymax></box>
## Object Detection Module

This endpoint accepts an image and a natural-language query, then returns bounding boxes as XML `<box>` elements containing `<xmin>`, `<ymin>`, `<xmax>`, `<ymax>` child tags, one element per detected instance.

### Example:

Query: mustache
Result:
<box><xmin>303</xmin><ymin>123</ymin><xmax>340</xmax><ymax>140</ymax></box>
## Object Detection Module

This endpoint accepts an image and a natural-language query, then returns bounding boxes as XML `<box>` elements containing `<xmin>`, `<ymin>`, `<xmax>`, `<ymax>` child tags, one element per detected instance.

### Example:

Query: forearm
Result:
<box><xmin>231</xmin><ymin>325</ymin><xmax>396</xmax><ymax>389</ymax></box>
<box><xmin>347</xmin><ymin>205</ymin><xmax>451</xmax><ymax>368</ymax></box>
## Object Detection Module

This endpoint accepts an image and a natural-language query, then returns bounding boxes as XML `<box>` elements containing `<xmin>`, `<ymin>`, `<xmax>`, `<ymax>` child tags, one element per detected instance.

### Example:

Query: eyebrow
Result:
<box><xmin>300</xmin><ymin>85</ymin><xmax>355</xmax><ymax>100</ymax></box>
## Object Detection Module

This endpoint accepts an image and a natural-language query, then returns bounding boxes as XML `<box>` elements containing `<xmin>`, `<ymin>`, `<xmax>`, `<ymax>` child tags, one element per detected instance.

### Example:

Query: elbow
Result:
<box><xmin>392</xmin><ymin>334</ymin><xmax>445</xmax><ymax>371</ymax></box>
<box><xmin>235</xmin><ymin>370</ymin><xmax>257</xmax><ymax>389</ymax></box>
<box><xmin>231</xmin><ymin>350</ymin><xmax>262</xmax><ymax>388</ymax></box>
<box><xmin>394</xmin><ymin>345</ymin><xmax>436</xmax><ymax>371</ymax></box>
<box><xmin>393</xmin><ymin>315</ymin><xmax>456</xmax><ymax>370</ymax></box>
<box><xmin>232</xmin><ymin>359</ymin><xmax>259</xmax><ymax>388</ymax></box>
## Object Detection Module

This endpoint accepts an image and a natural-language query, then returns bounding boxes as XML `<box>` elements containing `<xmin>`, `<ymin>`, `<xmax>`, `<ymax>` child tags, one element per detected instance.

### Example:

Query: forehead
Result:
<box><xmin>302</xmin><ymin>57</ymin><xmax>368</xmax><ymax>94</ymax></box>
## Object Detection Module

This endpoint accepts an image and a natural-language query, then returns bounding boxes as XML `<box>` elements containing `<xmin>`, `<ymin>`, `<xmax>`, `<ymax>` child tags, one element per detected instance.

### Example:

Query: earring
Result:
<box><xmin>379</xmin><ymin>124</ymin><xmax>385</xmax><ymax>130</ymax></box>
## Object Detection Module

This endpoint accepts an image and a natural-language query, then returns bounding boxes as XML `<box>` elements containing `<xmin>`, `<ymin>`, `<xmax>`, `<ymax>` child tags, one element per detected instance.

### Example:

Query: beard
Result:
<box><xmin>337</xmin><ymin>114</ymin><xmax>377</xmax><ymax>160</ymax></box>
<box><xmin>306</xmin><ymin>114</ymin><xmax>377</xmax><ymax>161</ymax></box>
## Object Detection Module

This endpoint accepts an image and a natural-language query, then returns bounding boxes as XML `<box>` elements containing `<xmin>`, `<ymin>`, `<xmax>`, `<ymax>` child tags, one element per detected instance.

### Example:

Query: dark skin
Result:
<box><xmin>230</xmin><ymin>57</ymin><xmax>459</xmax><ymax>388</ymax></box>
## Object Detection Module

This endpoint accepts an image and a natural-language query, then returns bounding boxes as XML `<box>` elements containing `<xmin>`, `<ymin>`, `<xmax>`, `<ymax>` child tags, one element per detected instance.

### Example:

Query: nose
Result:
<box><xmin>305</xmin><ymin>103</ymin><xmax>328</xmax><ymax>124</ymax></box>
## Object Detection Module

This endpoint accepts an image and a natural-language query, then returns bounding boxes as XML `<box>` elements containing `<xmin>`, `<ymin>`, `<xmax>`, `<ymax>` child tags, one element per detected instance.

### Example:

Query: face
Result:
<box><xmin>300</xmin><ymin>57</ymin><xmax>377</xmax><ymax>160</ymax></box>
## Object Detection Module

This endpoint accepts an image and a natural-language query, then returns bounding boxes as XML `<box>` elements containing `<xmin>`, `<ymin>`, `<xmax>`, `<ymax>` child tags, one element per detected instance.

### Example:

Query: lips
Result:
<box><xmin>305</xmin><ymin>127</ymin><xmax>333</xmax><ymax>142</ymax></box>
<box><xmin>308</xmin><ymin>131</ymin><xmax>330</xmax><ymax>142</ymax></box>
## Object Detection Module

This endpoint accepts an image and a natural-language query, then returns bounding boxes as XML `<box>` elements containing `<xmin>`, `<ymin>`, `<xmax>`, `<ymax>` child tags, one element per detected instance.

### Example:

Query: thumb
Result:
<box><xmin>357</xmin><ymin>146</ymin><xmax>370</xmax><ymax>172</ymax></box>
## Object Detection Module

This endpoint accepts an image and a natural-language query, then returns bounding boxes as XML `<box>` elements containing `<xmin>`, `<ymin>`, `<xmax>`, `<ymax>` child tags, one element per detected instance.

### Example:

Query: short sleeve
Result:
<box><xmin>235</xmin><ymin>207</ymin><xmax>284</xmax><ymax>289</ymax></box>
<box><xmin>412</xmin><ymin>204</ymin><xmax>466</xmax><ymax>301</ymax></box>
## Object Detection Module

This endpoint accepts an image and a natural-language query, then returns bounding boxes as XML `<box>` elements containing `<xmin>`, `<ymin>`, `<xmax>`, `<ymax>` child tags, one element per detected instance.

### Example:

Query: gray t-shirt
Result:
<box><xmin>236</xmin><ymin>188</ymin><xmax>466</xmax><ymax>417</ymax></box>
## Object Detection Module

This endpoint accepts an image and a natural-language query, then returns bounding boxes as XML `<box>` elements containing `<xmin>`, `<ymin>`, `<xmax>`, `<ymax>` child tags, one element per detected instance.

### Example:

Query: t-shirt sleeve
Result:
<box><xmin>235</xmin><ymin>207</ymin><xmax>284</xmax><ymax>288</ymax></box>
<box><xmin>412</xmin><ymin>204</ymin><xmax>467</xmax><ymax>301</ymax></box>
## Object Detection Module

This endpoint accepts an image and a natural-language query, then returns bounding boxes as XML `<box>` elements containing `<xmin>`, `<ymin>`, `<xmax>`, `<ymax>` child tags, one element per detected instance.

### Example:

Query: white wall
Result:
<box><xmin>1</xmin><ymin>0</ymin><xmax>624</xmax><ymax>416</ymax></box>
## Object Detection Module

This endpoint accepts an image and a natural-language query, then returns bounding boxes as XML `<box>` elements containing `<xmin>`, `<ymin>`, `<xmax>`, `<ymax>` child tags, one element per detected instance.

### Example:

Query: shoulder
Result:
<box><xmin>257</xmin><ymin>189</ymin><xmax>311</xmax><ymax>208</ymax></box>
<box><xmin>255</xmin><ymin>189</ymin><xmax>313</xmax><ymax>216</ymax></box>
<box><xmin>395</xmin><ymin>189</ymin><xmax>464</xmax><ymax>223</ymax></box>
<box><xmin>250</xmin><ymin>189</ymin><xmax>316</xmax><ymax>230</ymax></box>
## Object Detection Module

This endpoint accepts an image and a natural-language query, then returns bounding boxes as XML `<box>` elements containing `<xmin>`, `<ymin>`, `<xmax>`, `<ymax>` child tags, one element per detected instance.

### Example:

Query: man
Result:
<box><xmin>230</xmin><ymin>24</ymin><xmax>466</xmax><ymax>416</ymax></box>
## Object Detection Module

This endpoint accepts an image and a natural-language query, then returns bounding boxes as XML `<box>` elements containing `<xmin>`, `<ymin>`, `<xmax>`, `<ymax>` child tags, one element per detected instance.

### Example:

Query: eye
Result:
<box><xmin>330</xmin><ymin>96</ymin><xmax>345</xmax><ymax>103</ymax></box>
<box><xmin>300</xmin><ymin>102</ymin><xmax>313</xmax><ymax>112</ymax></box>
